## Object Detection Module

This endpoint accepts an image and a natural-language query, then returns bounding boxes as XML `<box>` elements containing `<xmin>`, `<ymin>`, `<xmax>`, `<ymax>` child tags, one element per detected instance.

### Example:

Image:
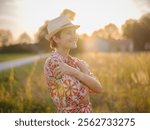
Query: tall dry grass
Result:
<box><xmin>0</xmin><ymin>52</ymin><xmax>150</xmax><ymax>112</ymax></box>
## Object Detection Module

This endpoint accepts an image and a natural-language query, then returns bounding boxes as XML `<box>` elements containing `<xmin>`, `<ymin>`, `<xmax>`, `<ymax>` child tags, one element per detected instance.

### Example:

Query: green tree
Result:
<box><xmin>122</xmin><ymin>19</ymin><xmax>138</xmax><ymax>39</ymax></box>
<box><xmin>34</xmin><ymin>21</ymin><xmax>50</xmax><ymax>52</ymax></box>
<box><xmin>122</xmin><ymin>13</ymin><xmax>150</xmax><ymax>51</ymax></box>
<box><xmin>139</xmin><ymin>13</ymin><xmax>150</xmax><ymax>48</ymax></box>
<box><xmin>104</xmin><ymin>23</ymin><xmax>121</xmax><ymax>40</ymax></box>
<box><xmin>0</xmin><ymin>29</ymin><xmax>13</xmax><ymax>46</ymax></box>
<box><xmin>92</xmin><ymin>23</ymin><xmax>121</xmax><ymax>40</ymax></box>
<box><xmin>17</xmin><ymin>32</ymin><xmax>31</xmax><ymax>44</ymax></box>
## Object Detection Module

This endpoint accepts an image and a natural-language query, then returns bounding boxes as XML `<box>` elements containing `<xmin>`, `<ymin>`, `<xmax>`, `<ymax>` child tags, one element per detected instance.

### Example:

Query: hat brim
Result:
<box><xmin>45</xmin><ymin>24</ymin><xmax>80</xmax><ymax>41</ymax></box>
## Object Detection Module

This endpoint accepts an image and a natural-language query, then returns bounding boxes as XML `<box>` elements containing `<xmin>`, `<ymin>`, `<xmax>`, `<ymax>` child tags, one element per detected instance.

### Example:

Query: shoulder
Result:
<box><xmin>44</xmin><ymin>52</ymin><xmax>61</xmax><ymax>69</ymax></box>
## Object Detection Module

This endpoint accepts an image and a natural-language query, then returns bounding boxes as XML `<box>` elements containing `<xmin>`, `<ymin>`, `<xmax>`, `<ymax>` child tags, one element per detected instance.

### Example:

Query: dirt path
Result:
<box><xmin>0</xmin><ymin>53</ymin><xmax>50</xmax><ymax>71</ymax></box>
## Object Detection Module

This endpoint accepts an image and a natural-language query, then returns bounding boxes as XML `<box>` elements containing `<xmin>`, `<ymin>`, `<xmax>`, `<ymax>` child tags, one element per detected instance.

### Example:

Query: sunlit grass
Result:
<box><xmin>77</xmin><ymin>52</ymin><xmax>150</xmax><ymax>112</ymax></box>
<box><xmin>0</xmin><ymin>53</ymin><xmax>36</xmax><ymax>62</ymax></box>
<box><xmin>0</xmin><ymin>52</ymin><xmax>150</xmax><ymax>112</ymax></box>
<box><xmin>0</xmin><ymin>59</ymin><xmax>56</xmax><ymax>112</ymax></box>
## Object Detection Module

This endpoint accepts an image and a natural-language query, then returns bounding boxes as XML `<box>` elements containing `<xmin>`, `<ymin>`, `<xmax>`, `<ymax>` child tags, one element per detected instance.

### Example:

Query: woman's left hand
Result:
<box><xmin>53</xmin><ymin>61</ymin><xmax>76</xmax><ymax>79</ymax></box>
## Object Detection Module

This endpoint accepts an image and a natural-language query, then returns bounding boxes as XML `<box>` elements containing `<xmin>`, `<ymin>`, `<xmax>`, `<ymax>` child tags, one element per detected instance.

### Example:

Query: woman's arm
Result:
<box><xmin>75</xmin><ymin>59</ymin><xmax>102</xmax><ymax>93</ymax></box>
<box><xmin>73</xmin><ymin>69</ymin><xmax>102</xmax><ymax>93</ymax></box>
<box><xmin>53</xmin><ymin>61</ymin><xmax>102</xmax><ymax>93</ymax></box>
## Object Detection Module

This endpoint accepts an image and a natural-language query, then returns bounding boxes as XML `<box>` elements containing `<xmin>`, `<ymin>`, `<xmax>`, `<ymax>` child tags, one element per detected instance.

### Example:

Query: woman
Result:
<box><xmin>44</xmin><ymin>15</ymin><xmax>102</xmax><ymax>113</ymax></box>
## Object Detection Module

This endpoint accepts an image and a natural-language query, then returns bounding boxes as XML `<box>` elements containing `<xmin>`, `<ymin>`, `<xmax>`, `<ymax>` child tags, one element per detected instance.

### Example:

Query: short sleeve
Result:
<box><xmin>44</xmin><ymin>58</ymin><xmax>61</xmax><ymax>104</ymax></box>
<box><xmin>44</xmin><ymin>58</ymin><xmax>58</xmax><ymax>82</ymax></box>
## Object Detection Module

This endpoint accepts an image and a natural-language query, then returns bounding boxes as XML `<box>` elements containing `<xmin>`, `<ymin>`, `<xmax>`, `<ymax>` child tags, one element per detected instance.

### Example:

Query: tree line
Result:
<box><xmin>0</xmin><ymin>9</ymin><xmax>150</xmax><ymax>53</ymax></box>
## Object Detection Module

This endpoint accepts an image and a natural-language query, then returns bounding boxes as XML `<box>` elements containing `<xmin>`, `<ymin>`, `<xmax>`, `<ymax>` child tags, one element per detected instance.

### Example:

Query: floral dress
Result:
<box><xmin>44</xmin><ymin>51</ymin><xmax>94</xmax><ymax>113</ymax></box>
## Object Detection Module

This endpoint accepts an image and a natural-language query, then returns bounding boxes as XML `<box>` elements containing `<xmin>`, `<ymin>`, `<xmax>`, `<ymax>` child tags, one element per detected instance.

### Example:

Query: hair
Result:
<box><xmin>49</xmin><ymin>31</ymin><xmax>62</xmax><ymax>49</ymax></box>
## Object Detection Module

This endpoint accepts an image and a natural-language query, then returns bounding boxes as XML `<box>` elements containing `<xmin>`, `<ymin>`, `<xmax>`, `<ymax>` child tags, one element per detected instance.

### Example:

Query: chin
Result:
<box><xmin>68</xmin><ymin>42</ymin><xmax>77</xmax><ymax>49</ymax></box>
<box><xmin>71</xmin><ymin>44</ymin><xmax>77</xmax><ymax>49</ymax></box>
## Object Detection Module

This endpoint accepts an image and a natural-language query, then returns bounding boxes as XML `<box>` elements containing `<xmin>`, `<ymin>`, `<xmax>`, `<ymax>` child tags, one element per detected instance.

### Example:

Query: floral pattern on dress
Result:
<box><xmin>44</xmin><ymin>51</ymin><xmax>94</xmax><ymax>113</ymax></box>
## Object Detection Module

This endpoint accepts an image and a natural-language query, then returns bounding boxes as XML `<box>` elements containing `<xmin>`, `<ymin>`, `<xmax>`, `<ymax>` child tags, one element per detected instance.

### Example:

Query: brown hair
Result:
<box><xmin>49</xmin><ymin>31</ymin><xmax>62</xmax><ymax>49</ymax></box>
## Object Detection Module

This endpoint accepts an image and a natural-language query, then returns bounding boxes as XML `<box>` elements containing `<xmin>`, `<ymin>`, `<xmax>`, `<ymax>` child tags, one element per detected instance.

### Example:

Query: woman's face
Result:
<box><xmin>57</xmin><ymin>27</ymin><xmax>78</xmax><ymax>49</ymax></box>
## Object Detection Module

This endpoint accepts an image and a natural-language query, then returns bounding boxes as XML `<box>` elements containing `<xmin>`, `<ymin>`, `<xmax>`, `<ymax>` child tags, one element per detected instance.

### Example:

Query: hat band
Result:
<box><xmin>61</xmin><ymin>23</ymin><xmax>74</xmax><ymax>28</ymax></box>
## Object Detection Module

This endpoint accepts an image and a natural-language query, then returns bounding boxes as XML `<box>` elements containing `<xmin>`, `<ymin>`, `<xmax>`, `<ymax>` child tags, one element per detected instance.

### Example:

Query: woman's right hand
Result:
<box><xmin>53</xmin><ymin>61</ymin><xmax>76</xmax><ymax>79</ymax></box>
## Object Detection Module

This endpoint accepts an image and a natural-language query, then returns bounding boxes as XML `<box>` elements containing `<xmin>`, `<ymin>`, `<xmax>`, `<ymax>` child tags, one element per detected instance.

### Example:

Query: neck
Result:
<box><xmin>55</xmin><ymin>47</ymin><xmax>70</xmax><ymax>60</ymax></box>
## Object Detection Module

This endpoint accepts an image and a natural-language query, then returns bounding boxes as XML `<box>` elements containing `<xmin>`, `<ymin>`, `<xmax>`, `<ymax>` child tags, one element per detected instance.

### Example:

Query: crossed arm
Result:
<box><xmin>53</xmin><ymin>60</ymin><xmax>102</xmax><ymax>93</ymax></box>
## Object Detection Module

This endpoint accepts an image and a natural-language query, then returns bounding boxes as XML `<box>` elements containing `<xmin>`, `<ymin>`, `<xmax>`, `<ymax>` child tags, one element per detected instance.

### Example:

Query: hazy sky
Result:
<box><xmin>0</xmin><ymin>0</ymin><xmax>150</xmax><ymax>40</ymax></box>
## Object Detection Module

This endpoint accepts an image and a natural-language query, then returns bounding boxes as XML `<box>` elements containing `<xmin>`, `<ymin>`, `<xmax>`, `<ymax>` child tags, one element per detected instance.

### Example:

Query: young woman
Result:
<box><xmin>44</xmin><ymin>15</ymin><xmax>102</xmax><ymax>113</ymax></box>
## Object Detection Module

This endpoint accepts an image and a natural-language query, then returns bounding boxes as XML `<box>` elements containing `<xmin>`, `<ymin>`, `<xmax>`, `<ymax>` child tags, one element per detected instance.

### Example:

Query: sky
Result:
<box><xmin>0</xmin><ymin>0</ymin><xmax>150</xmax><ymax>40</ymax></box>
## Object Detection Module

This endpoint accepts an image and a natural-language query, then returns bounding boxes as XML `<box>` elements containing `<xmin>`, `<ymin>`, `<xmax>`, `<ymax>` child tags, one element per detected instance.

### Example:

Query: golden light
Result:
<box><xmin>0</xmin><ymin>0</ymin><xmax>144</xmax><ymax>39</ymax></box>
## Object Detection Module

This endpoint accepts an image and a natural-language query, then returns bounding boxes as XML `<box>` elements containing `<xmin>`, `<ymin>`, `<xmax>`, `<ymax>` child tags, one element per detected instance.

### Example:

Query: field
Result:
<box><xmin>0</xmin><ymin>53</ymin><xmax>36</xmax><ymax>62</ymax></box>
<box><xmin>0</xmin><ymin>52</ymin><xmax>150</xmax><ymax>112</ymax></box>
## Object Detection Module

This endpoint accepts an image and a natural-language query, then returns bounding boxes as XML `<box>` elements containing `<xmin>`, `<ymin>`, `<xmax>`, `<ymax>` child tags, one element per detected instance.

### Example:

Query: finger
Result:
<box><xmin>81</xmin><ymin>60</ymin><xmax>88</xmax><ymax>67</ymax></box>
<box><xmin>53</xmin><ymin>66</ymin><xmax>60</xmax><ymax>73</ymax></box>
<box><xmin>53</xmin><ymin>68</ymin><xmax>61</xmax><ymax>77</ymax></box>
<box><xmin>58</xmin><ymin>61</ymin><xmax>64</xmax><ymax>66</ymax></box>
<box><xmin>81</xmin><ymin>60</ymin><xmax>86</xmax><ymax>64</ymax></box>
<box><xmin>56</xmin><ymin>72</ymin><xmax>63</xmax><ymax>79</ymax></box>
<box><xmin>76</xmin><ymin>59</ymin><xmax>80</xmax><ymax>64</ymax></box>
<box><xmin>58</xmin><ymin>59</ymin><xmax>63</xmax><ymax>64</ymax></box>
<box><xmin>54</xmin><ymin>69</ymin><xmax>61</xmax><ymax>77</ymax></box>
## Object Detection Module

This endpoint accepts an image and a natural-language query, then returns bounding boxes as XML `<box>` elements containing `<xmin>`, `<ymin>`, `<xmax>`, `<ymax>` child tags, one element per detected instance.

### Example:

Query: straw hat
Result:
<box><xmin>45</xmin><ymin>15</ymin><xmax>80</xmax><ymax>41</ymax></box>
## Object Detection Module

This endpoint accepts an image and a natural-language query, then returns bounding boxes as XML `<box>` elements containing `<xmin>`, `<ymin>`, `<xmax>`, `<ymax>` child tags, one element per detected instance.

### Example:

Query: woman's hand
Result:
<box><xmin>53</xmin><ymin>60</ymin><xmax>102</xmax><ymax>93</ymax></box>
<box><xmin>53</xmin><ymin>61</ymin><xmax>76</xmax><ymax>79</ymax></box>
<box><xmin>76</xmin><ymin>59</ymin><xmax>90</xmax><ymax>74</ymax></box>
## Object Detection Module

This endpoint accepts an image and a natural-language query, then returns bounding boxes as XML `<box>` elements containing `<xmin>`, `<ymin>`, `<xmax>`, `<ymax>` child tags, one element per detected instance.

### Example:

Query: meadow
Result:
<box><xmin>0</xmin><ymin>52</ymin><xmax>150</xmax><ymax>112</ymax></box>
<box><xmin>0</xmin><ymin>53</ymin><xmax>36</xmax><ymax>62</ymax></box>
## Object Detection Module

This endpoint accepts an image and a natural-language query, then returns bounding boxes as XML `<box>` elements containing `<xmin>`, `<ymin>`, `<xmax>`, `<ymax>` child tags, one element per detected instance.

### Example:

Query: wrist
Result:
<box><xmin>73</xmin><ymin>68</ymin><xmax>84</xmax><ymax>79</ymax></box>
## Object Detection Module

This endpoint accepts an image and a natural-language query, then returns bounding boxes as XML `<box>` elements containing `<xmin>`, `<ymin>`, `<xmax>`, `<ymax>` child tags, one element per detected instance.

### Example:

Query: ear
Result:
<box><xmin>52</xmin><ymin>35</ymin><xmax>60</xmax><ymax>43</ymax></box>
